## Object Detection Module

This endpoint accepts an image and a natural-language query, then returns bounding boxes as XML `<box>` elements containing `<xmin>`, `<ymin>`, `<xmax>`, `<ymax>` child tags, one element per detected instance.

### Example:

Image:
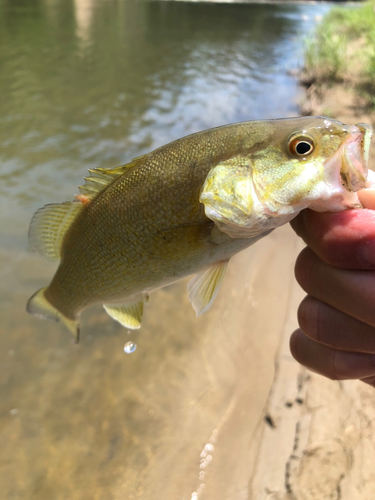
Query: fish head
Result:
<box><xmin>200</xmin><ymin>116</ymin><xmax>373</xmax><ymax>238</ymax></box>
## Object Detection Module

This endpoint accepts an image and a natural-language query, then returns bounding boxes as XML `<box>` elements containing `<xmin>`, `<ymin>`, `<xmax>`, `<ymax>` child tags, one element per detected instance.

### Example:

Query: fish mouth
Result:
<box><xmin>324</xmin><ymin>123</ymin><xmax>373</xmax><ymax>192</ymax></box>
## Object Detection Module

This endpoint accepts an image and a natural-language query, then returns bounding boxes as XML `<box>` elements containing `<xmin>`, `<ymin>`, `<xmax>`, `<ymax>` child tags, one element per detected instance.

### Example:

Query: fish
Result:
<box><xmin>27</xmin><ymin>116</ymin><xmax>373</xmax><ymax>342</ymax></box>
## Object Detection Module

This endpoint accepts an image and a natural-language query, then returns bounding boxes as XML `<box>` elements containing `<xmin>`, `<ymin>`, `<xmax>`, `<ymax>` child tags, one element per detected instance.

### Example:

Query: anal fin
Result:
<box><xmin>187</xmin><ymin>260</ymin><xmax>229</xmax><ymax>316</ymax></box>
<box><xmin>103</xmin><ymin>301</ymin><xmax>144</xmax><ymax>329</ymax></box>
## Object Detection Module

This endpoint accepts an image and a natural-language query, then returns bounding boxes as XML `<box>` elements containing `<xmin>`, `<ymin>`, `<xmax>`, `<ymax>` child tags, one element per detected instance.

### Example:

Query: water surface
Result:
<box><xmin>0</xmin><ymin>1</ymin><xmax>331</xmax><ymax>499</ymax></box>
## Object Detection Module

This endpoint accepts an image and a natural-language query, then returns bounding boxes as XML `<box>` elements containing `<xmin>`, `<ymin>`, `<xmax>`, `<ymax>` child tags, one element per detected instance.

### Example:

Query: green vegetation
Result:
<box><xmin>304</xmin><ymin>0</ymin><xmax>375</xmax><ymax>87</ymax></box>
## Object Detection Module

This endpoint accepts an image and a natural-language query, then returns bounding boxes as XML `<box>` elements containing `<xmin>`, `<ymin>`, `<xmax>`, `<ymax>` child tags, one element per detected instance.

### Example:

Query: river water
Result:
<box><xmin>0</xmin><ymin>1</ymin><xmax>332</xmax><ymax>499</ymax></box>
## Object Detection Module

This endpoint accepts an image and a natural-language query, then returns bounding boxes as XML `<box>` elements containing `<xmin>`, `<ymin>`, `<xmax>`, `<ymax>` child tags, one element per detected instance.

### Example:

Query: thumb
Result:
<box><xmin>358</xmin><ymin>188</ymin><xmax>375</xmax><ymax>210</ymax></box>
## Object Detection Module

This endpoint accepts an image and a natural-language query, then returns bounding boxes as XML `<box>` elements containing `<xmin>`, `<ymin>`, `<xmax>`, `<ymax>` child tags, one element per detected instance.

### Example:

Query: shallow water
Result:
<box><xmin>0</xmin><ymin>1</ymin><xmax>331</xmax><ymax>498</ymax></box>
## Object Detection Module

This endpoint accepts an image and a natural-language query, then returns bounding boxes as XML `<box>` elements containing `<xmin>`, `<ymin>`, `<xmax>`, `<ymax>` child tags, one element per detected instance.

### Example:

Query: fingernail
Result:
<box><xmin>360</xmin><ymin>240</ymin><xmax>375</xmax><ymax>268</ymax></box>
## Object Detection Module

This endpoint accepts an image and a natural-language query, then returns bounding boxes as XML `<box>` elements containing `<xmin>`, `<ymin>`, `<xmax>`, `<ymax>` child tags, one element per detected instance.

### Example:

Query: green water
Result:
<box><xmin>0</xmin><ymin>1</ymin><xmax>331</xmax><ymax>498</ymax></box>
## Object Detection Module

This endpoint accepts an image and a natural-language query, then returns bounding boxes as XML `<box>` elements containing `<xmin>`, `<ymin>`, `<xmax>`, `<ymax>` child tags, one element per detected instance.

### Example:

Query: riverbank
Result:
<box><xmin>300</xmin><ymin>0</ymin><xmax>375</xmax><ymax>160</ymax></box>
<box><xmin>248</xmin><ymin>6</ymin><xmax>375</xmax><ymax>498</ymax></box>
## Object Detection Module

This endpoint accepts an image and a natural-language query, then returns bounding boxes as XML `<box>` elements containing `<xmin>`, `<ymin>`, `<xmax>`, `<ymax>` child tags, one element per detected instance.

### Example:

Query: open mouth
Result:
<box><xmin>341</xmin><ymin>123</ymin><xmax>372</xmax><ymax>191</ymax></box>
<box><xmin>324</xmin><ymin>123</ymin><xmax>373</xmax><ymax>192</ymax></box>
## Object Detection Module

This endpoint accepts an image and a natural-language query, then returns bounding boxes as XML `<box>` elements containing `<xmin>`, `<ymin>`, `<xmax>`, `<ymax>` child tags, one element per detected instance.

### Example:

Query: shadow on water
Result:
<box><xmin>0</xmin><ymin>1</ymin><xmax>331</xmax><ymax>498</ymax></box>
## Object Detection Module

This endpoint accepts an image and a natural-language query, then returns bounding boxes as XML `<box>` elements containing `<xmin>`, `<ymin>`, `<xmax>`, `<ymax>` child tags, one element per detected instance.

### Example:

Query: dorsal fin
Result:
<box><xmin>78</xmin><ymin>154</ymin><xmax>147</xmax><ymax>199</ymax></box>
<box><xmin>29</xmin><ymin>201</ymin><xmax>83</xmax><ymax>261</ymax></box>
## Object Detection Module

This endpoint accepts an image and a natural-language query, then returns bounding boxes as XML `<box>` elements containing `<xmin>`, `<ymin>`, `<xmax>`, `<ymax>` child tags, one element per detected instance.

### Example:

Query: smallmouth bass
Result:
<box><xmin>27</xmin><ymin>117</ymin><xmax>373</xmax><ymax>342</ymax></box>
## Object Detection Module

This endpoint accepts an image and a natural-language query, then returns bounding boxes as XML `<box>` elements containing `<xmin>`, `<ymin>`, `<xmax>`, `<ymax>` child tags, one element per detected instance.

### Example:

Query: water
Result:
<box><xmin>0</xmin><ymin>1</ymin><xmax>332</xmax><ymax>499</ymax></box>
<box><xmin>124</xmin><ymin>341</ymin><xmax>137</xmax><ymax>354</ymax></box>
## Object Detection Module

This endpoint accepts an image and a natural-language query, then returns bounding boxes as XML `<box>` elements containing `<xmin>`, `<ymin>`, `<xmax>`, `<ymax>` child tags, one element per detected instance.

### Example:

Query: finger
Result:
<box><xmin>358</xmin><ymin>188</ymin><xmax>375</xmax><ymax>210</ymax></box>
<box><xmin>290</xmin><ymin>208</ymin><xmax>375</xmax><ymax>269</ymax></box>
<box><xmin>290</xmin><ymin>329</ymin><xmax>375</xmax><ymax>380</ymax></box>
<box><xmin>298</xmin><ymin>296</ymin><xmax>375</xmax><ymax>353</ymax></box>
<box><xmin>295</xmin><ymin>248</ymin><xmax>375</xmax><ymax>328</ymax></box>
<box><xmin>360</xmin><ymin>374</ymin><xmax>375</xmax><ymax>387</ymax></box>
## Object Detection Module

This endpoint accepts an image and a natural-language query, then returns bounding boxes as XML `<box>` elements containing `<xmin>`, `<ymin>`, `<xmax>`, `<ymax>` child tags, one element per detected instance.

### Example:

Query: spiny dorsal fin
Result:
<box><xmin>29</xmin><ymin>201</ymin><xmax>83</xmax><ymax>261</ymax></box>
<box><xmin>103</xmin><ymin>301</ymin><xmax>144</xmax><ymax>329</ymax></box>
<box><xmin>187</xmin><ymin>260</ymin><xmax>229</xmax><ymax>316</ymax></box>
<box><xmin>78</xmin><ymin>154</ymin><xmax>147</xmax><ymax>199</ymax></box>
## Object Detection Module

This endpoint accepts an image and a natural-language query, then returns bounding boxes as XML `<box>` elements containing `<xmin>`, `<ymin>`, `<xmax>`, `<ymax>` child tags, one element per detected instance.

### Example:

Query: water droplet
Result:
<box><xmin>124</xmin><ymin>341</ymin><xmax>137</xmax><ymax>354</ymax></box>
<box><xmin>8</xmin><ymin>350</ymin><xmax>14</xmax><ymax>357</ymax></box>
<box><xmin>204</xmin><ymin>443</ymin><xmax>214</xmax><ymax>453</ymax></box>
<box><xmin>9</xmin><ymin>408</ymin><xmax>19</xmax><ymax>416</ymax></box>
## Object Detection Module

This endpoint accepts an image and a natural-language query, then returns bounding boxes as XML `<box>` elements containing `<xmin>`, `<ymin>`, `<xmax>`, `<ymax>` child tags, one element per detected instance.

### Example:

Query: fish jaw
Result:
<box><xmin>309</xmin><ymin>123</ymin><xmax>373</xmax><ymax>212</ymax></box>
<box><xmin>357</xmin><ymin>123</ymin><xmax>372</xmax><ymax>171</ymax></box>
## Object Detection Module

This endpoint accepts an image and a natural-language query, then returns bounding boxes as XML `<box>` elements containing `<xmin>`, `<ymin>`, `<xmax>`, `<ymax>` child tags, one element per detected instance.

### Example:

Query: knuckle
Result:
<box><xmin>318</xmin><ymin>239</ymin><xmax>340</xmax><ymax>267</ymax></box>
<box><xmin>297</xmin><ymin>296</ymin><xmax>322</xmax><ymax>343</ymax></box>
<box><xmin>294</xmin><ymin>248</ymin><xmax>317</xmax><ymax>293</ymax></box>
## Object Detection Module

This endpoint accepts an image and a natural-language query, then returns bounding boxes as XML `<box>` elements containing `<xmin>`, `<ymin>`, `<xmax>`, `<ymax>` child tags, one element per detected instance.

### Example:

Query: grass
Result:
<box><xmin>304</xmin><ymin>0</ymin><xmax>375</xmax><ymax>85</ymax></box>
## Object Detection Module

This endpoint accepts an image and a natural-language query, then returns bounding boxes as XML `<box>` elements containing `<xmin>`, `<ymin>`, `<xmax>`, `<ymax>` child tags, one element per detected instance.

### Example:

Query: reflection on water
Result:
<box><xmin>74</xmin><ymin>0</ymin><xmax>93</xmax><ymax>46</ymax></box>
<box><xmin>0</xmin><ymin>1</ymin><xmax>331</xmax><ymax>499</ymax></box>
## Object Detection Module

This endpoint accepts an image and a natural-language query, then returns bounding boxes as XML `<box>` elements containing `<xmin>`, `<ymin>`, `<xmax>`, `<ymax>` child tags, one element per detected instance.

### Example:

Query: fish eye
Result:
<box><xmin>288</xmin><ymin>135</ymin><xmax>315</xmax><ymax>157</ymax></box>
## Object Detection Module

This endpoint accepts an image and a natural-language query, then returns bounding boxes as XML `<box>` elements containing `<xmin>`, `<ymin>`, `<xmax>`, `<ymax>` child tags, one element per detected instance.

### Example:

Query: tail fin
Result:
<box><xmin>27</xmin><ymin>287</ymin><xmax>80</xmax><ymax>343</ymax></box>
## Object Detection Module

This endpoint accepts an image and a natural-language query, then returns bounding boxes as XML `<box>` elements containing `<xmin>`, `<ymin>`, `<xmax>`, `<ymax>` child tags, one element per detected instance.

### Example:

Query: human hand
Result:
<box><xmin>290</xmin><ymin>189</ymin><xmax>375</xmax><ymax>387</ymax></box>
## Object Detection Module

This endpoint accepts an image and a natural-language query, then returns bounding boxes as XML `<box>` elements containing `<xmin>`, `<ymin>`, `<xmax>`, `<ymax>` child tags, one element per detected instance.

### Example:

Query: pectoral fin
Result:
<box><xmin>103</xmin><ymin>301</ymin><xmax>144</xmax><ymax>329</ymax></box>
<box><xmin>187</xmin><ymin>260</ymin><xmax>229</xmax><ymax>316</ymax></box>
